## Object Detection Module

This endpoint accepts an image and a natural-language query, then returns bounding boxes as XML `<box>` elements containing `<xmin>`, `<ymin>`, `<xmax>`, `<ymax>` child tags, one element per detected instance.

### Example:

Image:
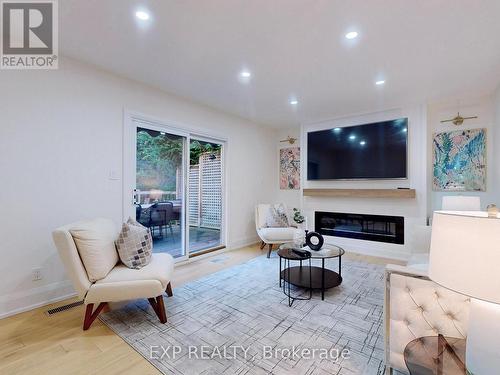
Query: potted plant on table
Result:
<box><xmin>292</xmin><ymin>208</ymin><xmax>307</xmax><ymax>245</ymax></box>
<box><xmin>292</xmin><ymin>208</ymin><xmax>306</xmax><ymax>228</ymax></box>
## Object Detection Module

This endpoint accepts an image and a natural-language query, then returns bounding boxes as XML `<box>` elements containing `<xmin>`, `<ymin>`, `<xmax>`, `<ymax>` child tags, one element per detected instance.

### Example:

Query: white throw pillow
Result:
<box><xmin>266</xmin><ymin>204</ymin><xmax>290</xmax><ymax>228</ymax></box>
<box><xmin>70</xmin><ymin>218</ymin><xmax>119</xmax><ymax>282</ymax></box>
<box><xmin>115</xmin><ymin>218</ymin><xmax>153</xmax><ymax>269</ymax></box>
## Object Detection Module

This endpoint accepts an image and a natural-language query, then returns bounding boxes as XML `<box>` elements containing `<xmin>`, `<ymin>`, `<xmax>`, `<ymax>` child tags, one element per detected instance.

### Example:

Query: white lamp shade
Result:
<box><xmin>429</xmin><ymin>211</ymin><xmax>500</xmax><ymax>305</ymax></box>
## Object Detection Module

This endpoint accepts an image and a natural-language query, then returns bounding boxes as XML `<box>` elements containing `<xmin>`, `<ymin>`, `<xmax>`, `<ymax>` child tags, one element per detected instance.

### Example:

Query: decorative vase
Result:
<box><xmin>305</xmin><ymin>231</ymin><xmax>324</xmax><ymax>251</ymax></box>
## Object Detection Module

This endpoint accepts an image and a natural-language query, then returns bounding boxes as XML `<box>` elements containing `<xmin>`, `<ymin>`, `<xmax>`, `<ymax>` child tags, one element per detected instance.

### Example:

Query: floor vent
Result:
<box><xmin>46</xmin><ymin>300</ymin><xmax>84</xmax><ymax>316</ymax></box>
<box><xmin>210</xmin><ymin>255</ymin><xmax>229</xmax><ymax>264</ymax></box>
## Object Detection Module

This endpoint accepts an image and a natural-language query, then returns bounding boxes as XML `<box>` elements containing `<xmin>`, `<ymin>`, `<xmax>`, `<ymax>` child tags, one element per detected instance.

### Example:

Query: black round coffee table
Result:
<box><xmin>278</xmin><ymin>242</ymin><xmax>345</xmax><ymax>300</ymax></box>
<box><xmin>277</xmin><ymin>246</ymin><xmax>312</xmax><ymax>306</ymax></box>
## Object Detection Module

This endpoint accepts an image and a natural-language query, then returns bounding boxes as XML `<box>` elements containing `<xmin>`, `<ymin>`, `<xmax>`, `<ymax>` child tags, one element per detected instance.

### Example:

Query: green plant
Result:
<box><xmin>190</xmin><ymin>140</ymin><xmax>221</xmax><ymax>165</ymax></box>
<box><xmin>292</xmin><ymin>208</ymin><xmax>305</xmax><ymax>224</ymax></box>
<box><xmin>136</xmin><ymin>130</ymin><xmax>223</xmax><ymax>191</ymax></box>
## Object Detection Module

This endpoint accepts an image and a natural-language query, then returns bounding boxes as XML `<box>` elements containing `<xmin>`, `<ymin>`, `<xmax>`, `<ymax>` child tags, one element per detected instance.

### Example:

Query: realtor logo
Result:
<box><xmin>1</xmin><ymin>0</ymin><xmax>58</xmax><ymax>69</ymax></box>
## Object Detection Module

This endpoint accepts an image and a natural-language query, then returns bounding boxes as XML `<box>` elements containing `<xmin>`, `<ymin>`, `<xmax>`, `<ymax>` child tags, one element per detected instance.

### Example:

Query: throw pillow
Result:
<box><xmin>266</xmin><ymin>204</ymin><xmax>290</xmax><ymax>227</ymax></box>
<box><xmin>115</xmin><ymin>218</ymin><xmax>153</xmax><ymax>269</ymax></box>
<box><xmin>70</xmin><ymin>218</ymin><xmax>119</xmax><ymax>282</ymax></box>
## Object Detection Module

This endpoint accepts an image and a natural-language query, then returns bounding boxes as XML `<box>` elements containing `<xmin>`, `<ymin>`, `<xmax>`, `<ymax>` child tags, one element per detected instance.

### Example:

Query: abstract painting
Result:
<box><xmin>280</xmin><ymin>147</ymin><xmax>300</xmax><ymax>189</ymax></box>
<box><xmin>433</xmin><ymin>128</ymin><xmax>486</xmax><ymax>191</ymax></box>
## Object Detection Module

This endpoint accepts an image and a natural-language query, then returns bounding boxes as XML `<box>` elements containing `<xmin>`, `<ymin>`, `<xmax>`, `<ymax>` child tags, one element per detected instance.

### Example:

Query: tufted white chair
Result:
<box><xmin>384</xmin><ymin>264</ymin><xmax>470</xmax><ymax>374</ymax></box>
<box><xmin>255</xmin><ymin>204</ymin><xmax>303</xmax><ymax>258</ymax></box>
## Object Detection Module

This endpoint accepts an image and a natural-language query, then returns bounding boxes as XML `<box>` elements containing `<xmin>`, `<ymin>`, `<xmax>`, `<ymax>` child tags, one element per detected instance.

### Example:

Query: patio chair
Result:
<box><xmin>135</xmin><ymin>204</ymin><xmax>142</xmax><ymax>221</ymax></box>
<box><xmin>150</xmin><ymin>202</ymin><xmax>175</xmax><ymax>238</ymax></box>
<box><xmin>168</xmin><ymin>200</ymin><xmax>181</xmax><ymax>224</ymax></box>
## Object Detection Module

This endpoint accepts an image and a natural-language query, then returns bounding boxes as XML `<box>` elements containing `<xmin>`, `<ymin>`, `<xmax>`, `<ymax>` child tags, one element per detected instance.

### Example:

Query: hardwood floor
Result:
<box><xmin>0</xmin><ymin>244</ymin><xmax>404</xmax><ymax>375</ymax></box>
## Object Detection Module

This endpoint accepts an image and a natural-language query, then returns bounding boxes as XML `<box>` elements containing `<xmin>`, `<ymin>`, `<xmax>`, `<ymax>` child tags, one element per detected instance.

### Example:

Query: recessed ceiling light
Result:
<box><xmin>333</xmin><ymin>127</ymin><xmax>342</xmax><ymax>133</ymax></box>
<box><xmin>345</xmin><ymin>31</ymin><xmax>358</xmax><ymax>40</ymax></box>
<box><xmin>375</xmin><ymin>80</ymin><xmax>385</xmax><ymax>86</ymax></box>
<box><xmin>135</xmin><ymin>10</ymin><xmax>150</xmax><ymax>21</ymax></box>
<box><xmin>290</xmin><ymin>99</ymin><xmax>298</xmax><ymax>105</ymax></box>
<box><xmin>240</xmin><ymin>70</ymin><xmax>251</xmax><ymax>78</ymax></box>
<box><xmin>402</xmin><ymin>128</ymin><xmax>407</xmax><ymax>132</ymax></box>
<box><xmin>349</xmin><ymin>135</ymin><xmax>356</xmax><ymax>140</ymax></box>
<box><xmin>360</xmin><ymin>141</ymin><xmax>366</xmax><ymax>146</ymax></box>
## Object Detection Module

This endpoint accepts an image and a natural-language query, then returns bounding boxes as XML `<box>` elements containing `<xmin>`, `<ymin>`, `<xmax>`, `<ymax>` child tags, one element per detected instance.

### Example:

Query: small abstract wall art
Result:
<box><xmin>280</xmin><ymin>147</ymin><xmax>300</xmax><ymax>190</ymax></box>
<box><xmin>433</xmin><ymin>128</ymin><xmax>486</xmax><ymax>191</ymax></box>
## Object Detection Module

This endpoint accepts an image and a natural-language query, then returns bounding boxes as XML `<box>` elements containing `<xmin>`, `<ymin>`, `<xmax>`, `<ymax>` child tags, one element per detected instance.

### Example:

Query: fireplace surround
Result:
<box><xmin>315</xmin><ymin>211</ymin><xmax>404</xmax><ymax>245</ymax></box>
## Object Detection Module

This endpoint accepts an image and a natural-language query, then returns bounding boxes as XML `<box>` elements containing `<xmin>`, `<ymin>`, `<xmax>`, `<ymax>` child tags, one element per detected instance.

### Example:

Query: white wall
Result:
<box><xmin>0</xmin><ymin>57</ymin><xmax>277</xmax><ymax>317</ymax></box>
<box><xmin>301</xmin><ymin>106</ymin><xmax>428</xmax><ymax>260</ymax></box>
<box><xmin>427</xmin><ymin>95</ymin><xmax>497</xmax><ymax>211</ymax></box>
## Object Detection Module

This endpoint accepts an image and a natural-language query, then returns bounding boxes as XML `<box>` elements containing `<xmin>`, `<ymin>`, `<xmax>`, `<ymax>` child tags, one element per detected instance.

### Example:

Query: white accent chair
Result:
<box><xmin>52</xmin><ymin>218</ymin><xmax>174</xmax><ymax>330</ymax></box>
<box><xmin>442</xmin><ymin>195</ymin><xmax>481</xmax><ymax>211</ymax></box>
<box><xmin>384</xmin><ymin>265</ymin><xmax>470</xmax><ymax>374</ymax></box>
<box><xmin>255</xmin><ymin>204</ymin><xmax>303</xmax><ymax>258</ymax></box>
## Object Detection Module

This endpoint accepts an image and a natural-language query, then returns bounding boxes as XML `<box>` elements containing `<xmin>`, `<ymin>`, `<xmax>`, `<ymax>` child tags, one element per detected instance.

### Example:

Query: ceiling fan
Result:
<box><xmin>280</xmin><ymin>136</ymin><xmax>298</xmax><ymax>145</ymax></box>
<box><xmin>440</xmin><ymin>112</ymin><xmax>478</xmax><ymax>126</ymax></box>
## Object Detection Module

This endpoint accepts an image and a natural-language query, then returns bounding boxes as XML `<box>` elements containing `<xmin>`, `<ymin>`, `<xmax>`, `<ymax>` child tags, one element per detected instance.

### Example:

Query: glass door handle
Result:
<box><xmin>133</xmin><ymin>189</ymin><xmax>140</xmax><ymax>205</ymax></box>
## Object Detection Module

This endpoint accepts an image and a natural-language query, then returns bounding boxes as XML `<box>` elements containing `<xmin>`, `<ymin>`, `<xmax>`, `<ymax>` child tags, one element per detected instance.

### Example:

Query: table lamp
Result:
<box><xmin>429</xmin><ymin>211</ymin><xmax>500</xmax><ymax>375</ymax></box>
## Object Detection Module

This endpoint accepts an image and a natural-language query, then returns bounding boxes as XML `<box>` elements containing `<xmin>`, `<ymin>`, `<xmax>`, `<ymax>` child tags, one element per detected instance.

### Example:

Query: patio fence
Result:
<box><xmin>188</xmin><ymin>152</ymin><xmax>222</xmax><ymax>229</ymax></box>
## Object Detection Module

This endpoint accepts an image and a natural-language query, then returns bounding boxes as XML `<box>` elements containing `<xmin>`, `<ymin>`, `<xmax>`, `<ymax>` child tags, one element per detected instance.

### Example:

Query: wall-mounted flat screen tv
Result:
<box><xmin>307</xmin><ymin>118</ymin><xmax>408</xmax><ymax>180</ymax></box>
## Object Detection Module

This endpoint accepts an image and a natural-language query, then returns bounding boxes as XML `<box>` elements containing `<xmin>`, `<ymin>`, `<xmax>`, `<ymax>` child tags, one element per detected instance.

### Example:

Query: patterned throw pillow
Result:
<box><xmin>115</xmin><ymin>218</ymin><xmax>153</xmax><ymax>269</ymax></box>
<box><xmin>266</xmin><ymin>204</ymin><xmax>290</xmax><ymax>228</ymax></box>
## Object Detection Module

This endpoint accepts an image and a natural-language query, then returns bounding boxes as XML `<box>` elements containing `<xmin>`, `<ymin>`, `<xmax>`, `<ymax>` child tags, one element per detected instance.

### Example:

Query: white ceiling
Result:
<box><xmin>60</xmin><ymin>0</ymin><xmax>500</xmax><ymax>128</ymax></box>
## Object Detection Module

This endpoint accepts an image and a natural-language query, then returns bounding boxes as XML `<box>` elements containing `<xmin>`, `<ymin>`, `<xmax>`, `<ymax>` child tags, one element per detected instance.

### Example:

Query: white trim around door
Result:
<box><xmin>123</xmin><ymin>109</ymin><xmax>228</xmax><ymax>262</ymax></box>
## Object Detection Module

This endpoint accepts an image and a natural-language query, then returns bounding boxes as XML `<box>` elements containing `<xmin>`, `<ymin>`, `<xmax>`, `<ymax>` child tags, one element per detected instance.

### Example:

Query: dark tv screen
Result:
<box><xmin>307</xmin><ymin>118</ymin><xmax>408</xmax><ymax>180</ymax></box>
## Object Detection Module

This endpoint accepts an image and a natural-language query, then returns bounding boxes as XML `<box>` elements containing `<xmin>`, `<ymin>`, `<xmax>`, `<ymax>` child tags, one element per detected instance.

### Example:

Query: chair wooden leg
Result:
<box><xmin>166</xmin><ymin>282</ymin><xmax>173</xmax><ymax>297</ymax></box>
<box><xmin>165</xmin><ymin>283</ymin><xmax>174</xmax><ymax>297</ymax></box>
<box><xmin>148</xmin><ymin>295</ymin><xmax>167</xmax><ymax>324</ymax></box>
<box><xmin>83</xmin><ymin>302</ymin><xmax>107</xmax><ymax>330</ymax></box>
<box><xmin>157</xmin><ymin>296</ymin><xmax>167</xmax><ymax>323</ymax></box>
<box><xmin>260</xmin><ymin>241</ymin><xmax>266</xmax><ymax>250</ymax></box>
<box><xmin>267</xmin><ymin>244</ymin><xmax>273</xmax><ymax>258</ymax></box>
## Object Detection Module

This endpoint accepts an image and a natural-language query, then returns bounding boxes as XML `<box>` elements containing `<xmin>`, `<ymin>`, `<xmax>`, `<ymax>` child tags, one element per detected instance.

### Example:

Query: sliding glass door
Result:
<box><xmin>134</xmin><ymin>124</ymin><xmax>187</xmax><ymax>259</ymax></box>
<box><xmin>124</xmin><ymin>116</ymin><xmax>225</xmax><ymax>261</ymax></box>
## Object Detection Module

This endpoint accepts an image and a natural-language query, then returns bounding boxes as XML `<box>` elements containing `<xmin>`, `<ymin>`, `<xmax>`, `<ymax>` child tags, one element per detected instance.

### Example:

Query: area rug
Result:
<box><xmin>100</xmin><ymin>254</ymin><xmax>387</xmax><ymax>375</ymax></box>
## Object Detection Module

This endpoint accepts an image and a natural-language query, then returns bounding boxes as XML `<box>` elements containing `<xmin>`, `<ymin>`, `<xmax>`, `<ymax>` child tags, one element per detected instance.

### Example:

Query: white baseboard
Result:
<box><xmin>0</xmin><ymin>236</ymin><xmax>274</xmax><ymax>320</ymax></box>
<box><xmin>0</xmin><ymin>280</ymin><xmax>77</xmax><ymax>319</ymax></box>
<box><xmin>227</xmin><ymin>236</ymin><xmax>260</xmax><ymax>250</ymax></box>
<box><xmin>345</xmin><ymin>246</ymin><xmax>410</xmax><ymax>262</ymax></box>
<box><xmin>321</xmin><ymin>235</ymin><xmax>410</xmax><ymax>262</ymax></box>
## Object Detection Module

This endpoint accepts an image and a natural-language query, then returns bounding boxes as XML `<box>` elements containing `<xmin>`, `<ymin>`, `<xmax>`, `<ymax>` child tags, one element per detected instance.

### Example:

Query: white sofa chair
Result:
<box><xmin>52</xmin><ymin>218</ymin><xmax>174</xmax><ymax>330</ymax></box>
<box><xmin>384</xmin><ymin>264</ymin><xmax>470</xmax><ymax>374</ymax></box>
<box><xmin>255</xmin><ymin>204</ymin><xmax>303</xmax><ymax>258</ymax></box>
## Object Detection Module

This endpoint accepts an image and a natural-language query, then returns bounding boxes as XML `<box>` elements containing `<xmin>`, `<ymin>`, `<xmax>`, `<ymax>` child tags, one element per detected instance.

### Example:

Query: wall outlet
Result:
<box><xmin>32</xmin><ymin>268</ymin><xmax>43</xmax><ymax>281</ymax></box>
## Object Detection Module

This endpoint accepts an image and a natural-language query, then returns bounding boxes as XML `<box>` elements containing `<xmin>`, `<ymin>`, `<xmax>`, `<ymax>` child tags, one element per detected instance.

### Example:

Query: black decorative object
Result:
<box><xmin>305</xmin><ymin>231</ymin><xmax>324</xmax><ymax>251</ymax></box>
<box><xmin>292</xmin><ymin>248</ymin><xmax>310</xmax><ymax>258</ymax></box>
